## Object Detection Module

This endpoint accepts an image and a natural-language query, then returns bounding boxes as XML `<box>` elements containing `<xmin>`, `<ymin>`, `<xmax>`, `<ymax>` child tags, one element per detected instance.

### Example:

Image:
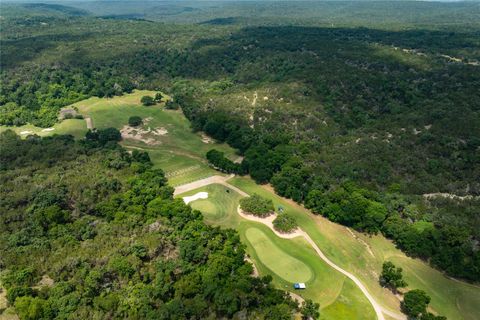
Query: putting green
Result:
<box><xmin>229</xmin><ymin>176</ymin><xmax>480</xmax><ymax>320</ymax></box>
<box><xmin>245</xmin><ymin>227</ymin><xmax>312</xmax><ymax>283</ymax></box>
<box><xmin>182</xmin><ymin>184</ymin><xmax>243</xmax><ymax>228</ymax></box>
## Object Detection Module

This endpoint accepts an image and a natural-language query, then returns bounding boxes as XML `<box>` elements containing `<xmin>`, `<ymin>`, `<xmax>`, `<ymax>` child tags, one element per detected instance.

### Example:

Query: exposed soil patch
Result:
<box><xmin>120</xmin><ymin>125</ymin><xmax>168</xmax><ymax>145</ymax></box>
<box><xmin>201</xmin><ymin>133</ymin><xmax>214</xmax><ymax>144</ymax></box>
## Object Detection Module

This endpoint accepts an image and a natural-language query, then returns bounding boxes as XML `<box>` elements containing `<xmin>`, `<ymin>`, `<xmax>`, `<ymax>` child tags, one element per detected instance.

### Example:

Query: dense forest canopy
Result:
<box><xmin>0</xmin><ymin>130</ymin><xmax>299</xmax><ymax>319</ymax></box>
<box><xmin>1</xmin><ymin>0</ymin><xmax>479</xmax><ymax>300</ymax></box>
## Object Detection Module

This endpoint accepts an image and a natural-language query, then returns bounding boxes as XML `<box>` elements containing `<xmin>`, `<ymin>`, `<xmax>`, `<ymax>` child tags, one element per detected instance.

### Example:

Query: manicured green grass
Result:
<box><xmin>69</xmin><ymin>90</ymin><xmax>236</xmax><ymax>185</ymax></box>
<box><xmin>1</xmin><ymin>91</ymin><xmax>237</xmax><ymax>187</ymax></box>
<box><xmin>179</xmin><ymin>183</ymin><xmax>376</xmax><ymax>320</ymax></box>
<box><xmin>180</xmin><ymin>184</ymin><xmax>243</xmax><ymax>227</ymax></box>
<box><xmin>228</xmin><ymin>176</ymin><xmax>480</xmax><ymax>320</ymax></box>
<box><xmin>0</xmin><ymin>119</ymin><xmax>87</xmax><ymax>139</ymax></box>
<box><xmin>245</xmin><ymin>227</ymin><xmax>313</xmax><ymax>283</ymax></box>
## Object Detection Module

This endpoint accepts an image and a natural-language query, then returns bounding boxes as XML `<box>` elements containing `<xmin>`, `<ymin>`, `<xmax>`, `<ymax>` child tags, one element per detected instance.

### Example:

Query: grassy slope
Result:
<box><xmin>0</xmin><ymin>119</ymin><xmax>87</xmax><ymax>139</ymax></box>
<box><xmin>2</xmin><ymin>92</ymin><xmax>478</xmax><ymax>319</ymax></box>
<box><xmin>0</xmin><ymin>91</ymin><xmax>237</xmax><ymax>186</ymax></box>
<box><xmin>71</xmin><ymin>90</ymin><xmax>236</xmax><ymax>186</ymax></box>
<box><xmin>179</xmin><ymin>183</ymin><xmax>375</xmax><ymax>320</ymax></box>
<box><xmin>228</xmin><ymin>177</ymin><xmax>480</xmax><ymax>320</ymax></box>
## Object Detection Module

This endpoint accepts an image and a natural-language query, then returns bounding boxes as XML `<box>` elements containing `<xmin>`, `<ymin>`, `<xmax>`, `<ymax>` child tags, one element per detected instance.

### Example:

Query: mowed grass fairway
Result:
<box><xmin>228</xmin><ymin>177</ymin><xmax>480</xmax><ymax>320</ymax></box>
<box><xmin>245</xmin><ymin>227</ymin><xmax>313</xmax><ymax>283</ymax></box>
<box><xmin>1</xmin><ymin>91</ymin><xmax>237</xmax><ymax>186</ymax></box>
<box><xmin>179</xmin><ymin>184</ymin><xmax>376</xmax><ymax>320</ymax></box>
<box><xmin>70</xmin><ymin>90</ymin><xmax>237</xmax><ymax>186</ymax></box>
<box><xmin>0</xmin><ymin>119</ymin><xmax>87</xmax><ymax>139</ymax></box>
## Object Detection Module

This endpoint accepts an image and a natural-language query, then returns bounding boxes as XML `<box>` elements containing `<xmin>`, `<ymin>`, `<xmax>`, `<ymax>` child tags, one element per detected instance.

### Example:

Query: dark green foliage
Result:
<box><xmin>305</xmin><ymin>183</ymin><xmax>387</xmax><ymax>234</ymax></box>
<box><xmin>0</xmin><ymin>133</ymin><xmax>295</xmax><ymax>319</ymax></box>
<box><xmin>402</xmin><ymin>289</ymin><xmax>431</xmax><ymax>318</ymax></box>
<box><xmin>380</xmin><ymin>261</ymin><xmax>407</xmax><ymax>292</ymax></box>
<box><xmin>1</xmin><ymin>1</ymin><xmax>479</xmax><ymax>281</ymax></box>
<box><xmin>239</xmin><ymin>194</ymin><xmax>274</xmax><ymax>217</ymax></box>
<box><xmin>141</xmin><ymin>95</ymin><xmax>155</xmax><ymax>106</ymax></box>
<box><xmin>85</xmin><ymin>127</ymin><xmax>122</xmax><ymax>147</ymax></box>
<box><xmin>154</xmin><ymin>92</ymin><xmax>163</xmax><ymax>102</ymax></box>
<box><xmin>165</xmin><ymin>100</ymin><xmax>179</xmax><ymax>110</ymax></box>
<box><xmin>421</xmin><ymin>313</ymin><xmax>447</xmax><ymax>320</ymax></box>
<box><xmin>272</xmin><ymin>214</ymin><xmax>297</xmax><ymax>233</ymax></box>
<box><xmin>300</xmin><ymin>299</ymin><xmax>320</xmax><ymax>320</ymax></box>
<box><xmin>206</xmin><ymin>149</ymin><xmax>243</xmax><ymax>174</ymax></box>
<box><xmin>128</xmin><ymin>116</ymin><xmax>142</xmax><ymax>127</ymax></box>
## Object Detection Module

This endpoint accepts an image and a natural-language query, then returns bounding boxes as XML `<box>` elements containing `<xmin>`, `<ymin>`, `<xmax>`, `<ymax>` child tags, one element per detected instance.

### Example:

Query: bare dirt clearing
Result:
<box><xmin>120</xmin><ymin>125</ymin><xmax>168</xmax><ymax>145</ymax></box>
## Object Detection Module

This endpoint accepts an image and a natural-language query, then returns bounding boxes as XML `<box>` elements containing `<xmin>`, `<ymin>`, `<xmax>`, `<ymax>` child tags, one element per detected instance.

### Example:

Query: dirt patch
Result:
<box><xmin>201</xmin><ymin>133</ymin><xmax>214</xmax><ymax>144</ymax></box>
<box><xmin>423</xmin><ymin>193</ymin><xmax>479</xmax><ymax>201</ymax></box>
<box><xmin>120</xmin><ymin>125</ymin><xmax>168</xmax><ymax>145</ymax></box>
<box><xmin>85</xmin><ymin>116</ymin><xmax>93</xmax><ymax>129</ymax></box>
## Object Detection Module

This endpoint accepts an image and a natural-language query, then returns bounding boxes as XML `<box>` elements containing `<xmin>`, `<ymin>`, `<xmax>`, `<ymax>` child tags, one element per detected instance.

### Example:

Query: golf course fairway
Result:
<box><xmin>245</xmin><ymin>227</ymin><xmax>313</xmax><ymax>283</ymax></box>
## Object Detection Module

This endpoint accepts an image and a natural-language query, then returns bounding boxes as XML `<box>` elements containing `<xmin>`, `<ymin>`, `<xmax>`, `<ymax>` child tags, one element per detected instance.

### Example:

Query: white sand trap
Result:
<box><xmin>41</xmin><ymin>128</ymin><xmax>55</xmax><ymax>132</ymax></box>
<box><xmin>20</xmin><ymin>130</ymin><xmax>33</xmax><ymax>135</ymax></box>
<box><xmin>183</xmin><ymin>192</ymin><xmax>208</xmax><ymax>204</ymax></box>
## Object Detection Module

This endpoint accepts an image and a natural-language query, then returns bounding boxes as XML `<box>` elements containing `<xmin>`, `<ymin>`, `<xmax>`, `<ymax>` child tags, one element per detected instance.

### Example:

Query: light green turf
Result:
<box><xmin>179</xmin><ymin>183</ymin><xmax>376</xmax><ymax>320</ymax></box>
<box><xmin>69</xmin><ymin>90</ymin><xmax>236</xmax><ymax>186</ymax></box>
<box><xmin>0</xmin><ymin>119</ymin><xmax>87</xmax><ymax>139</ymax></box>
<box><xmin>182</xmin><ymin>184</ymin><xmax>243</xmax><ymax>227</ymax></box>
<box><xmin>228</xmin><ymin>177</ymin><xmax>480</xmax><ymax>320</ymax></box>
<box><xmin>245</xmin><ymin>227</ymin><xmax>313</xmax><ymax>283</ymax></box>
<box><xmin>0</xmin><ymin>91</ymin><xmax>237</xmax><ymax>186</ymax></box>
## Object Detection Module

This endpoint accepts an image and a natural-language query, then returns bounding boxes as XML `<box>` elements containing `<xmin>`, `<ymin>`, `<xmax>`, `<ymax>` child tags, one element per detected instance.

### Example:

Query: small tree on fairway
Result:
<box><xmin>128</xmin><ymin>116</ymin><xmax>142</xmax><ymax>127</ymax></box>
<box><xmin>380</xmin><ymin>261</ymin><xmax>407</xmax><ymax>292</ymax></box>
<box><xmin>402</xmin><ymin>289</ymin><xmax>430</xmax><ymax>318</ymax></box>
<box><xmin>239</xmin><ymin>194</ymin><xmax>274</xmax><ymax>217</ymax></box>
<box><xmin>300</xmin><ymin>299</ymin><xmax>320</xmax><ymax>320</ymax></box>
<box><xmin>141</xmin><ymin>96</ymin><xmax>155</xmax><ymax>106</ymax></box>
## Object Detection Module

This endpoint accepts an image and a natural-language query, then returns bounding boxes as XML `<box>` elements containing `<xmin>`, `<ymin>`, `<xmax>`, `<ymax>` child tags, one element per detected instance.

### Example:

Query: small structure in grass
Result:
<box><xmin>273</xmin><ymin>214</ymin><xmax>297</xmax><ymax>233</ymax></box>
<box><xmin>294</xmin><ymin>283</ymin><xmax>306</xmax><ymax>290</ymax></box>
<box><xmin>239</xmin><ymin>194</ymin><xmax>274</xmax><ymax>217</ymax></box>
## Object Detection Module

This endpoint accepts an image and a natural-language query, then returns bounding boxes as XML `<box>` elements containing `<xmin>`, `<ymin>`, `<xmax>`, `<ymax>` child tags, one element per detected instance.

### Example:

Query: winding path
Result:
<box><xmin>174</xmin><ymin>175</ymin><xmax>406</xmax><ymax>320</ymax></box>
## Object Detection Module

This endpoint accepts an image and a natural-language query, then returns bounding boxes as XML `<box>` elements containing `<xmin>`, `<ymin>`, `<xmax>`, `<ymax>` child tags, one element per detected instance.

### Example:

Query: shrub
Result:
<box><xmin>128</xmin><ymin>116</ymin><xmax>143</xmax><ymax>127</ymax></box>
<box><xmin>141</xmin><ymin>96</ymin><xmax>155</xmax><ymax>106</ymax></box>
<box><xmin>239</xmin><ymin>194</ymin><xmax>274</xmax><ymax>217</ymax></box>
<box><xmin>154</xmin><ymin>92</ymin><xmax>163</xmax><ymax>102</ymax></box>
<box><xmin>165</xmin><ymin>100</ymin><xmax>179</xmax><ymax>110</ymax></box>
<box><xmin>273</xmin><ymin>214</ymin><xmax>297</xmax><ymax>233</ymax></box>
<box><xmin>402</xmin><ymin>289</ymin><xmax>430</xmax><ymax>318</ymax></box>
<box><xmin>206</xmin><ymin>149</ymin><xmax>243</xmax><ymax>174</ymax></box>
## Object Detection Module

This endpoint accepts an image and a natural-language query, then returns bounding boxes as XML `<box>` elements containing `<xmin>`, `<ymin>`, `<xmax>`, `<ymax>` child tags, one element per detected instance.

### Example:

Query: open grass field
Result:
<box><xmin>68</xmin><ymin>90</ymin><xmax>237</xmax><ymax>185</ymax></box>
<box><xmin>228</xmin><ymin>177</ymin><xmax>480</xmax><ymax>320</ymax></box>
<box><xmin>245</xmin><ymin>227</ymin><xmax>313</xmax><ymax>283</ymax></box>
<box><xmin>0</xmin><ymin>91</ymin><xmax>237</xmax><ymax>186</ymax></box>
<box><xmin>0</xmin><ymin>119</ymin><xmax>87</xmax><ymax>139</ymax></box>
<box><xmin>179</xmin><ymin>183</ymin><xmax>376</xmax><ymax>320</ymax></box>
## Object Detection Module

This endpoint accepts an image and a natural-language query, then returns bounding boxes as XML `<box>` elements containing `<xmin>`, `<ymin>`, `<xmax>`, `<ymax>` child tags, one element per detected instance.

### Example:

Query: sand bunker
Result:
<box><xmin>20</xmin><ymin>130</ymin><xmax>33</xmax><ymax>135</ymax></box>
<box><xmin>183</xmin><ymin>192</ymin><xmax>208</xmax><ymax>204</ymax></box>
<box><xmin>42</xmin><ymin>128</ymin><xmax>55</xmax><ymax>132</ymax></box>
<box><xmin>120</xmin><ymin>125</ymin><xmax>168</xmax><ymax>145</ymax></box>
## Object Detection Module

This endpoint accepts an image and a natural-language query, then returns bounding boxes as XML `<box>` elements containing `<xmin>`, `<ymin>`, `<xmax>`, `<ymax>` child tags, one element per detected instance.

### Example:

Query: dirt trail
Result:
<box><xmin>174</xmin><ymin>176</ymin><xmax>406</xmax><ymax>320</ymax></box>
